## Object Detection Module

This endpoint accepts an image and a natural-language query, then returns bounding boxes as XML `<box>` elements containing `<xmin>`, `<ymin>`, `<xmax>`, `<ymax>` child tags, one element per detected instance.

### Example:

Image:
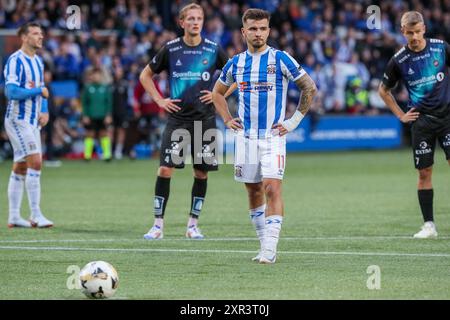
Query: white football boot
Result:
<box><xmin>413</xmin><ymin>221</ymin><xmax>438</xmax><ymax>239</ymax></box>
<box><xmin>259</xmin><ymin>249</ymin><xmax>277</xmax><ymax>264</ymax></box>
<box><xmin>30</xmin><ymin>214</ymin><xmax>54</xmax><ymax>228</ymax></box>
<box><xmin>252</xmin><ymin>250</ymin><xmax>263</xmax><ymax>262</ymax></box>
<box><xmin>8</xmin><ymin>217</ymin><xmax>33</xmax><ymax>228</ymax></box>
<box><xmin>186</xmin><ymin>225</ymin><xmax>204</xmax><ymax>239</ymax></box>
<box><xmin>143</xmin><ymin>225</ymin><xmax>163</xmax><ymax>240</ymax></box>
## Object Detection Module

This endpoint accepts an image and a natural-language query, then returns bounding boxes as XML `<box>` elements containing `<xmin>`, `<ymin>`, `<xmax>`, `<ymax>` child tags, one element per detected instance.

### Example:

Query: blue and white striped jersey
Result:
<box><xmin>219</xmin><ymin>46</ymin><xmax>305</xmax><ymax>137</ymax></box>
<box><xmin>3</xmin><ymin>49</ymin><xmax>45</xmax><ymax>126</ymax></box>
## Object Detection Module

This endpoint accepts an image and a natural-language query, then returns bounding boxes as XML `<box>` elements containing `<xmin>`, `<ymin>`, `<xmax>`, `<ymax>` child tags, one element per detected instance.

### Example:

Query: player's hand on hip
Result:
<box><xmin>225</xmin><ymin>118</ymin><xmax>243</xmax><ymax>131</ymax></box>
<box><xmin>199</xmin><ymin>90</ymin><xmax>213</xmax><ymax>104</ymax></box>
<box><xmin>400</xmin><ymin>108</ymin><xmax>420</xmax><ymax>123</ymax></box>
<box><xmin>41</xmin><ymin>87</ymin><xmax>49</xmax><ymax>99</ymax></box>
<box><xmin>157</xmin><ymin>98</ymin><xmax>181</xmax><ymax>113</ymax></box>
<box><xmin>38</xmin><ymin>113</ymin><xmax>49</xmax><ymax>127</ymax></box>
<box><xmin>271</xmin><ymin>123</ymin><xmax>289</xmax><ymax>136</ymax></box>
<box><xmin>272</xmin><ymin>110</ymin><xmax>304</xmax><ymax>136</ymax></box>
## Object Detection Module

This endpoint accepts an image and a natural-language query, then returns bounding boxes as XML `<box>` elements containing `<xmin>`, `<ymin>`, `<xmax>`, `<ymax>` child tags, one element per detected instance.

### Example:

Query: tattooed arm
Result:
<box><xmin>272</xmin><ymin>73</ymin><xmax>318</xmax><ymax>136</ymax></box>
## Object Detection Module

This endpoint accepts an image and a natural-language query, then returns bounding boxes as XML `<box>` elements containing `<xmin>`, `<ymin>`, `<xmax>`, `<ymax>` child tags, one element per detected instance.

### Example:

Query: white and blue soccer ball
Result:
<box><xmin>79</xmin><ymin>261</ymin><xmax>119</xmax><ymax>299</ymax></box>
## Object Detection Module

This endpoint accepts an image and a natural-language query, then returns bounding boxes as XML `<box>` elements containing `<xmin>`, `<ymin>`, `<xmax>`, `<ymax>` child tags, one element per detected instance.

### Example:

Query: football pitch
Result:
<box><xmin>0</xmin><ymin>149</ymin><xmax>449</xmax><ymax>300</ymax></box>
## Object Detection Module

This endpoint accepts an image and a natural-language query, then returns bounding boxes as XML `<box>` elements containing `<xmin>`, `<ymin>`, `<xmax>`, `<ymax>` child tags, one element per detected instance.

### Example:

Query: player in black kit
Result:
<box><xmin>379</xmin><ymin>11</ymin><xmax>450</xmax><ymax>238</ymax></box>
<box><xmin>140</xmin><ymin>3</ymin><xmax>230</xmax><ymax>239</ymax></box>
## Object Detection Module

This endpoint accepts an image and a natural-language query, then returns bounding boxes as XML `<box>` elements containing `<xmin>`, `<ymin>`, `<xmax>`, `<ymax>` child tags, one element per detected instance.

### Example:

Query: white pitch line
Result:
<box><xmin>1</xmin><ymin>235</ymin><xmax>449</xmax><ymax>244</ymax></box>
<box><xmin>0</xmin><ymin>245</ymin><xmax>450</xmax><ymax>258</ymax></box>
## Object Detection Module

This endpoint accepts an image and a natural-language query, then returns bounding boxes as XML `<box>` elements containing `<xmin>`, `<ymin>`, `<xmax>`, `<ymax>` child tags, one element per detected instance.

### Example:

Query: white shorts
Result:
<box><xmin>234</xmin><ymin>134</ymin><xmax>286</xmax><ymax>183</ymax></box>
<box><xmin>4</xmin><ymin>118</ymin><xmax>41</xmax><ymax>162</ymax></box>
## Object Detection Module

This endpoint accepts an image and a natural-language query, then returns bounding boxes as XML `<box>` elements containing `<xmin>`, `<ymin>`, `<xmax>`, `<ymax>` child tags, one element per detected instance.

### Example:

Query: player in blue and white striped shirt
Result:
<box><xmin>213</xmin><ymin>9</ymin><xmax>317</xmax><ymax>264</ymax></box>
<box><xmin>3</xmin><ymin>22</ymin><xmax>53</xmax><ymax>228</ymax></box>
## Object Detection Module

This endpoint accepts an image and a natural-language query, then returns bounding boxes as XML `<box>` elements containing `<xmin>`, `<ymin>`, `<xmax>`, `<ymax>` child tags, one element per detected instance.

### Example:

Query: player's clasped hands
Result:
<box><xmin>157</xmin><ymin>97</ymin><xmax>182</xmax><ymax>113</ymax></box>
<box><xmin>401</xmin><ymin>107</ymin><xmax>420</xmax><ymax>123</ymax></box>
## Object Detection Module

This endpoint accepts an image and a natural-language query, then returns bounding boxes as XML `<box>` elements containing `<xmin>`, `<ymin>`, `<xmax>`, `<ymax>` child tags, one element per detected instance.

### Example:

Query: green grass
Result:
<box><xmin>0</xmin><ymin>149</ymin><xmax>449</xmax><ymax>299</ymax></box>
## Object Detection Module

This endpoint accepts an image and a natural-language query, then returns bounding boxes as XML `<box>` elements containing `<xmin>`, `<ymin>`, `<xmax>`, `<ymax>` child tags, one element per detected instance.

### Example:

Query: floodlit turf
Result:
<box><xmin>0</xmin><ymin>149</ymin><xmax>449</xmax><ymax>299</ymax></box>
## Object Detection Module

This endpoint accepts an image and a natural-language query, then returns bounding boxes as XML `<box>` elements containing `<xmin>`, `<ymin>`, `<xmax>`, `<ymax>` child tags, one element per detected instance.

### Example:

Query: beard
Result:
<box><xmin>251</xmin><ymin>39</ymin><xmax>265</xmax><ymax>48</ymax></box>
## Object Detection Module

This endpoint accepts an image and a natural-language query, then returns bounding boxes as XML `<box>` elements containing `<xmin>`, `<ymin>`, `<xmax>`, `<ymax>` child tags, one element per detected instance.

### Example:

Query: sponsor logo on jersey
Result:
<box><xmin>398</xmin><ymin>54</ymin><xmax>410</xmax><ymax>63</ymax></box>
<box><xmin>408</xmin><ymin>74</ymin><xmax>438</xmax><ymax>87</ymax></box>
<box><xmin>430</xmin><ymin>47</ymin><xmax>443</xmax><ymax>53</ymax></box>
<box><xmin>412</xmin><ymin>53</ymin><xmax>430</xmax><ymax>61</ymax></box>
<box><xmin>201</xmin><ymin>71</ymin><xmax>210</xmax><ymax>81</ymax></box>
<box><xmin>169</xmin><ymin>45</ymin><xmax>182</xmax><ymax>52</ymax></box>
<box><xmin>408</xmin><ymin>68</ymin><xmax>415</xmax><ymax>75</ymax></box>
<box><xmin>172</xmin><ymin>71</ymin><xmax>202</xmax><ymax>80</ymax></box>
<box><xmin>183</xmin><ymin>50</ymin><xmax>202</xmax><ymax>55</ymax></box>
<box><xmin>239</xmin><ymin>81</ymin><xmax>274</xmax><ymax>92</ymax></box>
<box><xmin>176</xmin><ymin>59</ymin><xmax>182</xmax><ymax>66</ymax></box>
<box><xmin>202</xmin><ymin>46</ymin><xmax>215</xmax><ymax>53</ymax></box>
<box><xmin>436</xmin><ymin>72</ymin><xmax>444</xmax><ymax>82</ymax></box>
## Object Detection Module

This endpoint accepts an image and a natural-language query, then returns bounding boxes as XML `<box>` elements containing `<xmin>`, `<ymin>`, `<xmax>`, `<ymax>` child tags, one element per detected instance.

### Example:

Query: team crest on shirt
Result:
<box><xmin>234</xmin><ymin>165</ymin><xmax>242</xmax><ymax>177</ymax></box>
<box><xmin>267</xmin><ymin>64</ymin><xmax>276</xmax><ymax>74</ymax></box>
<box><xmin>202</xmin><ymin>59</ymin><xmax>208</xmax><ymax>65</ymax></box>
<box><xmin>28</xmin><ymin>80</ymin><xmax>35</xmax><ymax>88</ymax></box>
<box><xmin>433</xmin><ymin>60</ymin><xmax>439</xmax><ymax>67</ymax></box>
<box><xmin>236</xmin><ymin>67</ymin><xmax>244</xmax><ymax>75</ymax></box>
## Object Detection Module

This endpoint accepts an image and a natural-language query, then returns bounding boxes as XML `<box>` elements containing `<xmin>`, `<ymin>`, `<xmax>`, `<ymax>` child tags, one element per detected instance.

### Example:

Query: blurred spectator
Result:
<box><xmin>133</xmin><ymin>78</ymin><xmax>165</xmax><ymax>157</ymax></box>
<box><xmin>111</xmin><ymin>67</ymin><xmax>131</xmax><ymax>160</ymax></box>
<box><xmin>345</xmin><ymin>77</ymin><xmax>369</xmax><ymax>114</ymax></box>
<box><xmin>82</xmin><ymin>68</ymin><xmax>113</xmax><ymax>161</ymax></box>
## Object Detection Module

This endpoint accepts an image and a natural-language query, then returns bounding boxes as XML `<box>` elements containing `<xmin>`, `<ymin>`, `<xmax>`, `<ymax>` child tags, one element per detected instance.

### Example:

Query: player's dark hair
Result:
<box><xmin>18</xmin><ymin>22</ymin><xmax>42</xmax><ymax>37</ymax></box>
<box><xmin>242</xmin><ymin>8</ymin><xmax>270</xmax><ymax>25</ymax></box>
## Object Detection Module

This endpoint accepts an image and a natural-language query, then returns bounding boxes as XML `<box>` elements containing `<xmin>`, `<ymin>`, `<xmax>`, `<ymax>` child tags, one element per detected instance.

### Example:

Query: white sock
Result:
<box><xmin>263</xmin><ymin>215</ymin><xmax>283</xmax><ymax>255</ymax></box>
<box><xmin>249</xmin><ymin>204</ymin><xmax>266</xmax><ymax>249</ymax></box>
<box><xmin>154</xmin><ymin>217</ymin><xmax>164</xmax><ymax>229</ymax></box>
<box><xmin>115</xmin><ymin>144</ymin><xmax>123</xmax><ymax>156</ymax></box>
<box><xmin>187</xmin><ymin>216</ymin><xmax>198</xmax><ymax>228</ymax></box>
<box><xmin>8</xmin><ymin>172</ymin><xmax>25</xmax><ymax>221</ymax></box>
<box><xmin>25</xmin><ymin>168</ymin><xmax>42</xmax><ymax>218</ymax></box>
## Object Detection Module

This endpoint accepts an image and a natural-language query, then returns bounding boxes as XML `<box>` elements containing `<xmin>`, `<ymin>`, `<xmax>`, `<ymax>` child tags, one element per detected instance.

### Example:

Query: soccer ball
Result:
<box><xmin>79</xmin><ymin>261</ymin><xmax>119</xmax><ymax>299</ymax></box>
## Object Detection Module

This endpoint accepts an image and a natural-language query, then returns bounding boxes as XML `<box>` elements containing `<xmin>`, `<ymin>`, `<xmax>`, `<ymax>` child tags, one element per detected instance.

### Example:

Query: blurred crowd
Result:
<box><xmin>1</xmin><ymin>0</ymin><xmax>450</xmax><ymax>161</ymax></box>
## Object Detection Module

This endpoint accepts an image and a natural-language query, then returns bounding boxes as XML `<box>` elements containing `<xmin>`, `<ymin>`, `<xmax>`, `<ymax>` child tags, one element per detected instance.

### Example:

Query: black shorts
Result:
<box><xmin>113</xmin><ymin>115</ymin><xmax>129</xmax><ymax>129</ymax></box>
<box><xmin>411</xmin><ymin>113</ymin><xmax>450</xmax><ymax>169</ymax></box>
<box><xmin>85</xmin><ymin>119</ymin><xmax>107</xmax><ymax>132</ymax></box>
<box><xmin>160</xmin><ymin>117</ymin><xmax>219</xmax><ymax>171</ymax></box>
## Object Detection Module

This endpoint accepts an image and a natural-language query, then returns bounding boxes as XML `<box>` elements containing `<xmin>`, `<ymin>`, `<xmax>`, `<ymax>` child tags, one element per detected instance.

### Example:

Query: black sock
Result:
<box><xmin>190</xmin><ymin>178</ymin><xmax>207</xmax><ymax>218</ymax></box>
<box><xmin>154</xmin><ymin>176</ymin><xmax>170</xmax><ymax>218</ymax></box>
<box><xmin>418</xmin><ymin>189</ymin><xmax>434</xmax><ymax>222</ymax></box>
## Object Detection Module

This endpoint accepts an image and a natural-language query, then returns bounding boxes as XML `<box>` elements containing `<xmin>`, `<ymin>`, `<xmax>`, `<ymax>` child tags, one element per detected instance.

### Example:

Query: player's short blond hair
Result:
<box><xmin>179</xmin><ymin>3</ymin><xmax>204</xmax><ymax>21</ymax></box>
<box><xmin>401</xmin><ymin>11</ymin><xmax>424</xmax><ymax>28</ymax></box>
